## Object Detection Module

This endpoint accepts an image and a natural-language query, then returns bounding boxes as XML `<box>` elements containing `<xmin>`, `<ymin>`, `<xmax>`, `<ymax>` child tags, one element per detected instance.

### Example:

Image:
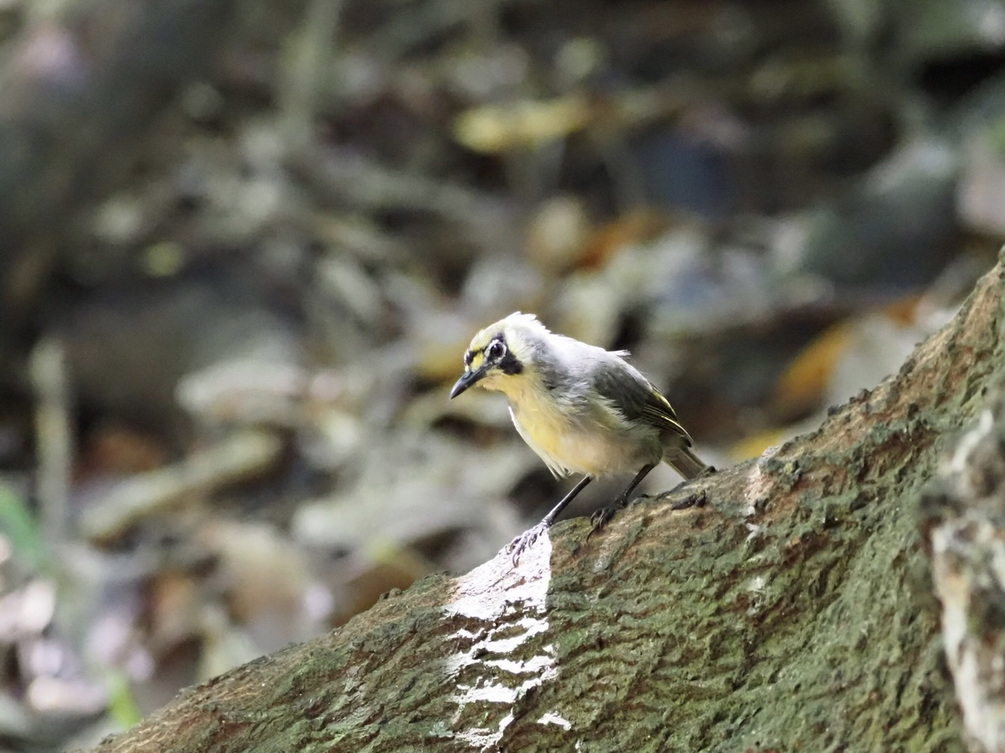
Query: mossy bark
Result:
<box><xmin>87</xmin><ymin>255</ymin><xmax>1005</xmax><ymax>753</ymax></box>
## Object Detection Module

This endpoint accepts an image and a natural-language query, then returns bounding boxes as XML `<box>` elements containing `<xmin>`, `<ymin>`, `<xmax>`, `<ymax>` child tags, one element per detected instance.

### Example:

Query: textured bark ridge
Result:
<box><xmin>925</xmin><ymin>380</ymin><xmax>1005</xmax><ymax>752</ymax></box>
<box><xmin>88</xmin><ymin>255</ymin><xmax>1005</xmax><ymax>753</ymax></box>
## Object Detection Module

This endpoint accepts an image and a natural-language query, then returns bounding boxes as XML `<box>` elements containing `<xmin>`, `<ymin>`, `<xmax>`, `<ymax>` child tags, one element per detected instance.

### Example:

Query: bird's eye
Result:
<box><xmin>487</xmin><ymin>340</ymin><xmax>505</xmax><ymax>360</ymax></box>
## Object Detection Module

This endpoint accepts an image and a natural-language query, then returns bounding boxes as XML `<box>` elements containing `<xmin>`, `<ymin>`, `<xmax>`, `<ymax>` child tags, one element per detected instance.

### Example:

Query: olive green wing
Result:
<box><xmin>590</xmin><ymin>356</ymin><xmax>693</xmax><ymax>444</ymax></box>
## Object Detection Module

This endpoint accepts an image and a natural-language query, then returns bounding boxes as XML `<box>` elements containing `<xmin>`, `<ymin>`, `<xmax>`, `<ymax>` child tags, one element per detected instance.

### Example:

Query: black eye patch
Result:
<box><xmin>464</xmin><ymin>350</ymin><xmax>474</xmax><ymax>366</ymax></box>
<box><xmin>498</xmin><ymin>350</ymin><xmax>523</xmax><ymax>375</ymax></box>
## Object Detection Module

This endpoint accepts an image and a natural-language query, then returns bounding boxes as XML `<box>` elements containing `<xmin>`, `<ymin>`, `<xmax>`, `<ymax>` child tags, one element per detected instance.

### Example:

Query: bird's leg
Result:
<box><xmin>588</xmin><ymin>463</ymin><xmax>656</xmax><ymax>538</ymax></box>
<box><xmin>508</xmin><ymin>475</ymin><xmax>592</xmax><ymax>565</ymax></box>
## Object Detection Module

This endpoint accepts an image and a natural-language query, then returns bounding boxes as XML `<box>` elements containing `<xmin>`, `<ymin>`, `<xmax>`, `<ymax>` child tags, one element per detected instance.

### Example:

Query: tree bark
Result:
<box><xmin>85</xmin><ymin>253</ymin><xmax>1005</xmax><ymax>752</ymax></box>
<box><xmin>924</xmin><ymin>361</ymin><xmax>1005</xmax><ymax>751</ymax></box>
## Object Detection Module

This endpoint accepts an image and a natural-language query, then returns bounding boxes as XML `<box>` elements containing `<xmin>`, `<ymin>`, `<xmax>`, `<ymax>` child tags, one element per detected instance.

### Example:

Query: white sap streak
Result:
<box><xmin>744</xmin><ymin>445</ymin><xmax>779</xmax><ymax>519</ymax></box>
<box><xmin>443</xmin><ymin>533</ymin><xmax>561</xmax><ymax>749</ymax></box>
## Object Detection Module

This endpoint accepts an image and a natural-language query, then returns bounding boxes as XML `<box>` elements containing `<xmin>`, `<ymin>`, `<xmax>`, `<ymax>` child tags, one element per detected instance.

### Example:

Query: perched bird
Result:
<box><xmin>450</xmin><ymin>312</ymin><xmax>711</xmax><ymax>562</ymax></box>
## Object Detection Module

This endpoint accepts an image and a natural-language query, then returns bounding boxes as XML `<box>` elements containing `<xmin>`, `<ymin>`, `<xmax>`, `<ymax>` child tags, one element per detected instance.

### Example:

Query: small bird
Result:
<box><xmin>450</xmin><ymin>312</ymin><xmax>711</xmax><ymax>562</ymax></box>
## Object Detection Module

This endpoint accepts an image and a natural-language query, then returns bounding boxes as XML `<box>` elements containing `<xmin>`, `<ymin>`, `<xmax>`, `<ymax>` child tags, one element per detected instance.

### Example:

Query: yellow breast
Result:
<box><xmin>504</xmin><ymin>382</ymin><xmax>659</xmax><ymax>477</ymax></box>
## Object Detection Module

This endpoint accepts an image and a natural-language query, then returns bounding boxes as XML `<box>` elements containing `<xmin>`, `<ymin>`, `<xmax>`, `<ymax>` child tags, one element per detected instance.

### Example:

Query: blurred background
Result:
<box><xmin>0</xmin><ymin>0</ymin><xmax>1002</xmax><ymax>748</ymax></box>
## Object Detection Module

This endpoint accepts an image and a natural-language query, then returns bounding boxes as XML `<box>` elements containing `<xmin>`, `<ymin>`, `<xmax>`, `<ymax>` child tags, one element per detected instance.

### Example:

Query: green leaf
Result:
<box><xmin>0</xmin><ymin>485</ymin><xmax>46</xmax><ymax>571</ymax></box>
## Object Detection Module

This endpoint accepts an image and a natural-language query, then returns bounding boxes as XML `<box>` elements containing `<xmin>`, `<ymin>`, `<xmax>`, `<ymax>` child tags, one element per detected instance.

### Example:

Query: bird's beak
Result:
<box><xmin>450</xmin><ymin>367</ymin><xmax>486</xmax><ymax>398</ymax></box>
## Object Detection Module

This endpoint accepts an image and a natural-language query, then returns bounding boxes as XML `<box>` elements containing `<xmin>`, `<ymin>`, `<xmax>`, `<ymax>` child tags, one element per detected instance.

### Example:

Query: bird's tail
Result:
<box><xmin>664</xmin><ymin>445</ymin><xmax>711</xmax><ymax>480</ymax></box>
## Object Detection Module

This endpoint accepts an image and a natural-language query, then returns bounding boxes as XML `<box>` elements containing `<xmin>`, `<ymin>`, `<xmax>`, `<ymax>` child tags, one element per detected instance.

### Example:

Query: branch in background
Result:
<box><xmin>0</xmin><ymin>0</ymin><xmax>239</xmax><ymax>325</ymax></box>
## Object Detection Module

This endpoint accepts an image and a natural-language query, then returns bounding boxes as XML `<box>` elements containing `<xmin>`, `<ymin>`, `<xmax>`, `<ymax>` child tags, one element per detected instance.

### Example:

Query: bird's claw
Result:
<box><xmin>507</xmin><ymin>523</ymin><xmax>548</xmax><ymax>565</ymax></box>
<box><xmin>588</xmin><ymin>495</ymin><xmax>629</xmax><ymax>540</ymax></box>
<box><xmin>671</xmin><ymin>488</ymin><xmax>707</xmax><ymax>510</ymax></box>
<box><xmin>587</xmin><ymin>507</ymin><xmax>615</xmax><ymax>539</ymax></box>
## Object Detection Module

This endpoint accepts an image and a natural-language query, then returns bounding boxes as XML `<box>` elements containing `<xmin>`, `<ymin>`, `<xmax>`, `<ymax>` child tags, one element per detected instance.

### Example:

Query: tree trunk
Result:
<box><xmin>85</xmin><ymin>254</ymin><xmax>1005</xmax><ymax>753</ymax></box>
<box><xmin>0</xmin><ymin>0</ymin><xmax>238</xmax><ymax>326</ymax></box>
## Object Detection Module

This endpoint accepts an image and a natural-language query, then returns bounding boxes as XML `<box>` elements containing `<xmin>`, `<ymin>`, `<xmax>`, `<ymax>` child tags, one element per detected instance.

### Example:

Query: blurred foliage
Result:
<box><xmin>0</xmin><ymin>485</ymin><xmax>46</xmax><ymax>573</ymax></box>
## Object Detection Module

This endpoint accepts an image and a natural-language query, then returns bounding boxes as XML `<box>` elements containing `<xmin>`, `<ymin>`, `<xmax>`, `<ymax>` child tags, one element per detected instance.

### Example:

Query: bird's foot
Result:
<box><xmin>507</xmin><ymin>522</ymin><xmax>549</xmax><ymax>566</ymax></box>
<box><xmin>671</xmin><ymin>488</ymin><xmax>708</xmax><ymax>510</ymax></box>
<box><xmin>654</xmin><ymin>486</ymin><xmax>708</xmax><ymax>511</ymax></box>
<box><xmin>587</xmin><ymin>495</ymin><xmax>630</xmax><ymax>540</ymax></box>
<box><xmin>587</xmin><ymin>507</ymin><xmax>617</xmax><ymax>539</ymax></box>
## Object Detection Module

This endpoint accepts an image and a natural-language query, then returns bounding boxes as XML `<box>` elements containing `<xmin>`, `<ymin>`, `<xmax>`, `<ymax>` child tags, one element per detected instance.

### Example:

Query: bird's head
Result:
<box><xmin>449</xmin><ymin>312</ymin><xmax>549</xmax><ymax>399</ymax></box>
